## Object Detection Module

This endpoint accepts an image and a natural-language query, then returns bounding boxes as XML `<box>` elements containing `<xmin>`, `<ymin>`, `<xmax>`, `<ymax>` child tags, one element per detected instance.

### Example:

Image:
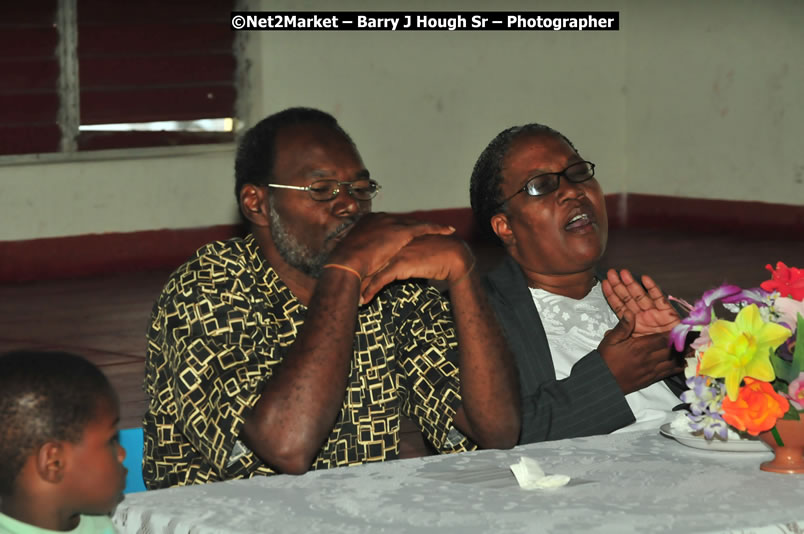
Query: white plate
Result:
<box><xmin>659</xmin><ymin>423</ymin><xmax>771</xmax><ymax>452</ymax></box>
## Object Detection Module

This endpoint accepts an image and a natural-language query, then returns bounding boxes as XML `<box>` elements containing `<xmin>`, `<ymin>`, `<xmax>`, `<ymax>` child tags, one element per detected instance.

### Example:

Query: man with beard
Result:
<box><xmin>142</xmin><ymin>108</ymin><xmax>520</xmax><ymax>488</ymax></box>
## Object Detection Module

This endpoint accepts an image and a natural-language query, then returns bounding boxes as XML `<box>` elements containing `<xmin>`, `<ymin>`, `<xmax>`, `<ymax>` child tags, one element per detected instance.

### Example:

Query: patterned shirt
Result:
<box><xmin>143</xmin><ymin>234</ymin><xmax>472</xmax><ymax>489</ymax></box>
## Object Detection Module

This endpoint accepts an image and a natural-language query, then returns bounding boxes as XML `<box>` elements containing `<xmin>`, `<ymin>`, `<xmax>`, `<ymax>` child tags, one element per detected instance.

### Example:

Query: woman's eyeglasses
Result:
<box><xmin>496</xmin><ymin>161</ymin><xmax>595</xmax><ymax>209</ymax></box>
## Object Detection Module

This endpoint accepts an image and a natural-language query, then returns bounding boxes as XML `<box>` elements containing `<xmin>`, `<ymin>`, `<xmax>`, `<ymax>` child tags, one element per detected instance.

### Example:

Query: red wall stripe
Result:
<box><xmin>1</xmin><ymin>198</ymin><xmax>802</xmax><ymax>284</ymax></box>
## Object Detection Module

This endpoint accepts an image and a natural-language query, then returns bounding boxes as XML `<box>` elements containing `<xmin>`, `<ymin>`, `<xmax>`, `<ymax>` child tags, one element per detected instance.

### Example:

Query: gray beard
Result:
<box><xmin>268</xmin><ymin>196</ymin><xmax>359</xmax><ymax>278</ymax></box>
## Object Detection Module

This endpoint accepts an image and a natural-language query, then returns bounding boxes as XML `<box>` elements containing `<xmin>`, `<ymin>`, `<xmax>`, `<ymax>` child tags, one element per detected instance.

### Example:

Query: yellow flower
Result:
<box><xmin>698</xmin><ymin>304</ymin><xmax>791</xmax><ymax>401</ymax></box>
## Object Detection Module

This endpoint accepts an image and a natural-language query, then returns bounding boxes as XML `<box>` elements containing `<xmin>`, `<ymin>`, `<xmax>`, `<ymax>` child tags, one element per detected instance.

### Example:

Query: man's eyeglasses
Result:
<box><xmin>266</xmin><ymin>179</ymin><xmax>381</xmax><ymax>202</ymax></box>
<box><xmin>496</xmin><ymin>161</ymin><xmax>596</xmax><ymax>209</ymax></box>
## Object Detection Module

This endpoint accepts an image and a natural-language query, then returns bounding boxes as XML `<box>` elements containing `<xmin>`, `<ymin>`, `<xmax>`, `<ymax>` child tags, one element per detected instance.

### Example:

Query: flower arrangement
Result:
<box><xmin>669</xmin><ymin>262</ymin><xmax>804</xmax><ymax>445</ymax></box>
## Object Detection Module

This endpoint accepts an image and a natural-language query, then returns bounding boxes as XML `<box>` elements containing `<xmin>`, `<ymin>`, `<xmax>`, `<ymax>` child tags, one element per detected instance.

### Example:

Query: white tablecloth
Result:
<box><xmin>113</xmin><ymin>429</ymin><xmax>804</xmax><ymax>533</ymax></box>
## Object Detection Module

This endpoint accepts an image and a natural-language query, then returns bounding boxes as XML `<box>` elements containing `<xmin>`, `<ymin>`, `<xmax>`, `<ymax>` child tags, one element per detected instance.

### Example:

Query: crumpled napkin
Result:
<box><xmin>509</xmin><ymin>456</ymin><xmax>571</xmax><ymax>490</ymax></box>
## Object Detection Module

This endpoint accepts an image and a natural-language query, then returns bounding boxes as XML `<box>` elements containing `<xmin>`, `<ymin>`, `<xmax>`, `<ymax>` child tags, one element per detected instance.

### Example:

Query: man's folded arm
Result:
<box><xmin>240</xmin><ymin>267</ymin><xmax>363</xmax><ymax>474</ymax></box>
<box><xmin>446</xmin><ymin>265</ymin><xmax>522</xmax><ymax>449</ymax></box>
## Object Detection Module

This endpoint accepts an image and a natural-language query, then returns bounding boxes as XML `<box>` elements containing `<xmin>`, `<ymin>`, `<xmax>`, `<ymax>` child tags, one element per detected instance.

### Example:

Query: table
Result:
<box><xmin>112</xmin><ymin>429</ymin><xmax>804</xmax><ymax>533</ymax></box>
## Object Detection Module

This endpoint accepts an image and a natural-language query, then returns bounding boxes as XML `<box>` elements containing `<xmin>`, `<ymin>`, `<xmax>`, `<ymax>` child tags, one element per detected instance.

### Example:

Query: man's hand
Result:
<box><xmin>598</xmin><ymin>311</ymin><xmax>683</xmax><ymax>395</ymax></box>
<box><xmin>602</xmin><ymin>269</ymin><xmax>680</xmax><ymax>336</ymax></box>
<box><xmin>358</xmin><ymin>231</ymin><xmax>519</xmax><ymax>448</ymax></box>
<box><xmin>327</xmin><ymin>213</ymin><xmax>456</xmax><ymax>281</ymax></box>
<box><xmin>360</xmin><ymin>234</ymin><xmax>473</xmax><ymax>303</ymax></box>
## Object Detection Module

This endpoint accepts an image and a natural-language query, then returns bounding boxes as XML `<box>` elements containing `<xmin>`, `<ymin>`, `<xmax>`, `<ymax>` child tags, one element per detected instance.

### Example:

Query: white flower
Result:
<box><xmin>776</xmin><ymin>296</ymin><xmax>804</xmax><ymax>330</ymax></box>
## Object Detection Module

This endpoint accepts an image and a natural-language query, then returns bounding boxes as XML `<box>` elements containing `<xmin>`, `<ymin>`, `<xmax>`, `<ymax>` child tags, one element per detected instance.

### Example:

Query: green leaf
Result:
<box><xmin>792</xmin><ymin>313</ymin><xmax>804</xmax><ymax>370</ymax></box>
<box><xmin>781</xmin><ymin>401</ymin><xmax>801</xmax><ymax>421</ymax></box>
<box><xmin>772</xmin><ymin>353</ymin><xmax>794</xmax><ymax>384</ymax></box>
<box><xmin>774</xmin><ymin>313</ymin><xmax>804</xmax><ymax>384</ymax></box>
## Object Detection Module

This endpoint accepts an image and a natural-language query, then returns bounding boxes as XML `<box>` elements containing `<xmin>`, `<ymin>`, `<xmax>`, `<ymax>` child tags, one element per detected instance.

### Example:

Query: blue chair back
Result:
<box><xmin>120</xmin><ymin>427</ymin><xmax>146</xmax><ymax>493</ymax></box>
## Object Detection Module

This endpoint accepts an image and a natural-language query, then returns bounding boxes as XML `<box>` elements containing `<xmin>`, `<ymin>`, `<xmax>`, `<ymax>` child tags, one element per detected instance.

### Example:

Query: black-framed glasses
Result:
<box><xmin>266</xmin><ymin>179</ymin><xmax>381</xmax><ymax>202</ymax></box>
<box><xmin>496</xmin><ymin>161</ymin><xmax>596</xmax><ymax>209</ymax></box>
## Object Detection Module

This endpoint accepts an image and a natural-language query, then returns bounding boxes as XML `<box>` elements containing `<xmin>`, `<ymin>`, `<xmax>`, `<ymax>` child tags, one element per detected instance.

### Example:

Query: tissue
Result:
<box><xmin>510</xmin><ymin>456</ymin><xmax>570</xmax><ymax>490</ymax></box>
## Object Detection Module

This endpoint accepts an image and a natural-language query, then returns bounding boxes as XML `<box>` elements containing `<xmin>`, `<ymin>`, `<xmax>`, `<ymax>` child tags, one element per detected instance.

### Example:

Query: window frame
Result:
<box><xmin>0</xmin><ymin>0</ymin><xmax>247</xmax><ymax>166</ymax></box>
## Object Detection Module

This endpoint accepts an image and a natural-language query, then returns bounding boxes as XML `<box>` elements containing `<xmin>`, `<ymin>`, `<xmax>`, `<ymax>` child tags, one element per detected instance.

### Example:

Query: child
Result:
<box><xmin>0</xmin><ymin>350</ymin><xmax>126</xmax><ymax>533</ymax></box>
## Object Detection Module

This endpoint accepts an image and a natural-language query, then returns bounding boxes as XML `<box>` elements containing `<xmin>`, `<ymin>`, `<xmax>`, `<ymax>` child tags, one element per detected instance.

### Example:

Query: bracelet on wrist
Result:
<box><xmin>322</xmin><ymin>263</ymin><xmax>362</xmax><ymax>282</ymax></box>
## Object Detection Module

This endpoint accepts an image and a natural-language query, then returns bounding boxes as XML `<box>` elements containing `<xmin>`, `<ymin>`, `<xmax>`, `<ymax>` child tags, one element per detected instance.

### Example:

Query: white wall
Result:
<box><xmin>0</xmin><ymin>147</ymin><xmax>239</xmax><ymax>241</ymax></box>
<box><xmin>251</xmin><ymin>0</ymin><xmax>627</xmax><ymax>215</ymax></box>
<box><xmin>1</xmin><ymin>0</ymin><xmax>800</xmax><ymax>243</ymax></box>
<box><xmin>624</xmin><ymin>0</ymin><xmax>804</xmax><ymax>204</ymax></box>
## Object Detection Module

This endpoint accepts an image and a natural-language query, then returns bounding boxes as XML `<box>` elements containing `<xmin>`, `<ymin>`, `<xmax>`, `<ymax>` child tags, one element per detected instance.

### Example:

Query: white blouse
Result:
<box><xmin>529</xmin><ymin>281</ymin><xmax>679</xmax><ymax>433</ymax></box>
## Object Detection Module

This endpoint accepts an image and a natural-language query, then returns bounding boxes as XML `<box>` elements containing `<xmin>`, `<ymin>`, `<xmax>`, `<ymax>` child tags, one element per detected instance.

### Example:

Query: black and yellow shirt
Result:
<box><xmin>143</xmin><ymin>234</ymin><xmax>473</xmax><ymax>488</ymax></box>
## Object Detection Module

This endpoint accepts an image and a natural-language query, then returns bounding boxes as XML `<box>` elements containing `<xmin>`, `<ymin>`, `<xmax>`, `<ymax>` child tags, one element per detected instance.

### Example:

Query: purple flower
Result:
<box><xmin>689</xmin><ymin>284</ymin><xmax>742</xmax><ymax>320</ymax></box>
<box><xmin>689</xmin><ymin>412</ymin><xmax>729</xmax><ymax>440</ymax></box>
<box><xmin>669</xmin><ymin>285</ymin><xmax>769</xmax><ymax>352</ymax></box>
<box><xmin>777</xmin><ymin>337</ymin><xmax>796</xmax><ymax>362</ymax></box>
<box><xmin>670</xmin><ymin>324</ymin><xmax>693</xmax><ymax>352</ymax></box>
<box><xmin>681</xmin><ymin>376</ymin><xmax>723</xmax><ymax>412</ymax></box>
<box><xmin>680</xmin><ymin>376</ymin><xmax>728</xmax><ymax>440</ymax></box>
<box><xmin>720</xmin><ymin>287</ymin><xmax>770</xmax><ymax>306</ymax></box>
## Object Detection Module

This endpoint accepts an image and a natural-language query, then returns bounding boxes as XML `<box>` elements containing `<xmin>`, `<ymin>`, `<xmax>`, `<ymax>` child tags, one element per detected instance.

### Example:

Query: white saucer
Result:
<box><xmin>659</xmin><ymin>423</ymin><xmax>771</xmax><ymax>453</ymax></box>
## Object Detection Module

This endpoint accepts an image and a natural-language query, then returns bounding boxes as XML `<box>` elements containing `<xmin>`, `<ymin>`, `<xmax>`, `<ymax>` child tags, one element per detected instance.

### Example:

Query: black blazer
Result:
<box><xmin>483</xmin><ymin>255</ymin><xmax>685</xmax><ymax>445</ymax></box>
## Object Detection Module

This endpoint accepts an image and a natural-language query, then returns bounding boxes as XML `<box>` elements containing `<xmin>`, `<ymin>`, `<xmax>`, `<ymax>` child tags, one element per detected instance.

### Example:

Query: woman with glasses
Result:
<box><xmin>470</xmin><ymin>123</ymin><xmax>686</xmax><ymax>445</ymax></box>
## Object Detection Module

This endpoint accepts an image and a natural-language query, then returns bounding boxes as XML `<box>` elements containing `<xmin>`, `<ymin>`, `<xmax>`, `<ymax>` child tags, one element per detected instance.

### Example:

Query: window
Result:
<box><xmin>0</xmin><ymin>2</ymin><xmax>62</xmax><ymax>155</ymax></box>
<box><xmin>0</xmin><ymin>0</ymin><xmax>236</xmax><ymax>157</ymax></box>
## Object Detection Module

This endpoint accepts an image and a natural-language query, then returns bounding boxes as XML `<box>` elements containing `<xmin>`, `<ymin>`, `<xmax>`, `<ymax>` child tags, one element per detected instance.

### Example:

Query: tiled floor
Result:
<box><xmin>2</xmin><ymin>227</ymin><xmax>803</xmax><ymax>435</ymax></box>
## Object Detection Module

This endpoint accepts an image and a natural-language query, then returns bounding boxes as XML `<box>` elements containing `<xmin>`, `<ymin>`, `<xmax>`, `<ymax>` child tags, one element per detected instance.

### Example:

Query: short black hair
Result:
<box><xmin>234</xmin><ymin>107</ymin><xmax>355</xmax><ymax>200</ymax></box>
<box><xmin>469</xmin><ymin>123</ymin><xmax>577</xmax><ymax>241</ymax></box>
<box><xmin>0</xmin><ymin>350</ymin><xmax>114</xmax><ymax>495</ymax></box>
